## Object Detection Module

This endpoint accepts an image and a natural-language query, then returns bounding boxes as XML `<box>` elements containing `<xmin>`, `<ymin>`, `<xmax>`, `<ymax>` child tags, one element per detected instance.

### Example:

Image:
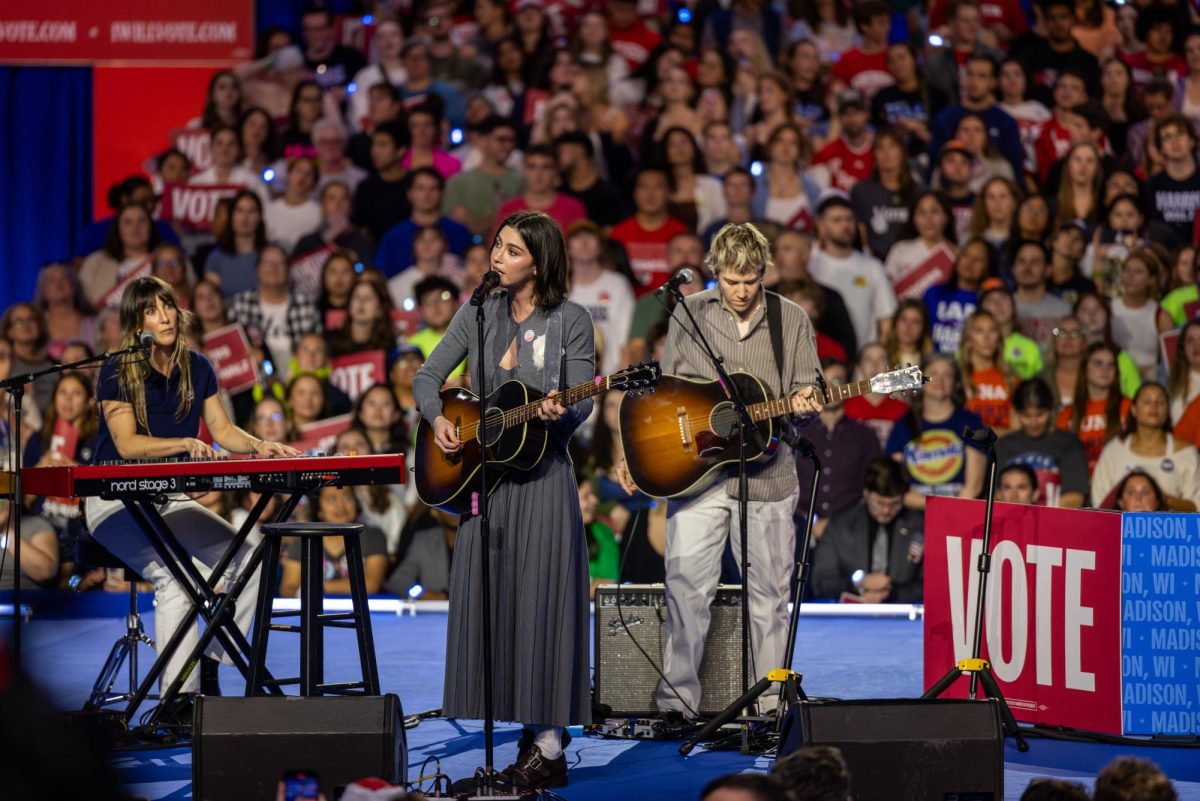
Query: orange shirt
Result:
<box><xmin>966</xmin><ymin>366</ymin><xmax>1012</xmax><ymax>430</ymax></box>
<box><xmin>1056</xmin><ymin>396</ymin><xmax>1131</xmax><ymax>474</ymax></box>
<box><xmin>1175</xmin><ymin>394</ymin><xmax>1200</xmax><ymax>450</ymax></box>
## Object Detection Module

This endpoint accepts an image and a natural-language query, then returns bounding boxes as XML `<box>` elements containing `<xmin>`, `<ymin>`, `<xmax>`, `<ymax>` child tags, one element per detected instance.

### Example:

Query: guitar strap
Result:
<box><xmin>766</xmin><ymin>291</ymin><xmax>785</xmax><ymax>397</ymax></box>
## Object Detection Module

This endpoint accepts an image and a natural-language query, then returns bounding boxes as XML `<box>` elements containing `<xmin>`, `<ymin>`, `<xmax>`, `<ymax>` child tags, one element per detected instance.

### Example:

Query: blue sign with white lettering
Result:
<box><xmin>1120</xmin><ymin>513</ymin><xmax>1200</xmax><ymax>735</ymax></box>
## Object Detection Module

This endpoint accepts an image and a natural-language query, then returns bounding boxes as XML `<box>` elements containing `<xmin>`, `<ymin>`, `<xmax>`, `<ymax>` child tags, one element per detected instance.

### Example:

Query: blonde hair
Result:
<box><xmin>706</xmin><ymin>223</ymin><xmax>772</xmax><ymax>278</ymax></box>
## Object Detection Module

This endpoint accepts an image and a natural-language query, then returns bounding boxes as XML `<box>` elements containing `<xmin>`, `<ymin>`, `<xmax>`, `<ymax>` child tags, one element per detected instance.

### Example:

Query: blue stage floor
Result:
<box><xmin>12</xmin><ymin>607</ymin><xmax>1200</xmax><ymax>800</ymax></box>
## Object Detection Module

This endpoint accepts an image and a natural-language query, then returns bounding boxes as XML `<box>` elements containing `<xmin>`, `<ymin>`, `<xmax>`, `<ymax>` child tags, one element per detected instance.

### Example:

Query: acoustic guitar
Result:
<box><xmin>415</xmin><ymin>362</ymin><xmax>661</xmax><ymax>513</ymax></box>
<box><xmin>618</xmin><ymin>365</ymin><xmax>927</xmax><ymax>499</ymax></box>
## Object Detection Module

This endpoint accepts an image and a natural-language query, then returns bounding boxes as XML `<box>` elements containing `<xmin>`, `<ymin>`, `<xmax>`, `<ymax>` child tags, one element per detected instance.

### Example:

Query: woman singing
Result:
<box><xmin>413</xmin><ymin>210</ymin><xmax>594</xmax><ymax>790</ymax></box>
<box><xmin>84</xmin><ymin>276</ymin><xmax>298</xmax><ymax>705</ymax></box>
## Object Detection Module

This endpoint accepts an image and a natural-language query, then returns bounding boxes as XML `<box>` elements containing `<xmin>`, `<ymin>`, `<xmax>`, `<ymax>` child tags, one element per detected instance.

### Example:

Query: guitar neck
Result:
<box><xmin>747</xmin><ymin>377</ymin><xmax>874</xmax><ymax>421</ymax></box>
<box><xmin>504</xmin><ymin>376</ymin><xmax>611</xmax><ymax>426</ymax></box>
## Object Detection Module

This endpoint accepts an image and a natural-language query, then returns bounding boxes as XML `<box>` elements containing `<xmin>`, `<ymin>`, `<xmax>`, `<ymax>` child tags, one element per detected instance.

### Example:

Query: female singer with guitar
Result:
<box><xmin>85</xmin><ymin>276</ymin><xmax>299</xmax><ymax>705</ymax></box>
<box><xmin>412</xmin><ymin>210</ymin><xmax>594</xmax><ymax>790</ymax></box>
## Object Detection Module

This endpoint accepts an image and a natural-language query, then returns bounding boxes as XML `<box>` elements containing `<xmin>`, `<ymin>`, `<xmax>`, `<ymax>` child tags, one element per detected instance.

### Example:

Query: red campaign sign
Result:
<box><xmin>391</xmin><ymin>307</ymin><xmax>423</xmax><ymax>338</ymax></box>
<box><xmin>169</xmin><ymin>128</ymin><xmax>212</xmax><ymax>173</ymax></box>
<box><xmin>329</xmin><ymin>350</ymin><xmax>386</xmax><ymax>401</ymax></box>
<box><xmin>50</xmin><ymin>419</ymin><xmax>79</xmax><ymax>461</ymax></box>
<box><xmin>893</xmin><ymin>243</ymin><xmax>956</xmax><ymax>300</ymax></box>
<box><xmin>158</xmin><ymin>182</ymin><xmax>242</xmax><ymax>230</ymax></box>
<box><xmin>294</xmin><ymin>414</ymin><xmax>353</xmax><ymax>455</ymax></box>
<box><xmin>96</xmin><ymin>256</ymin><xmax>153</xmax><ymax>310</ymax></box>
<box><xmin>1184</xmin><ymin>299</ymin><xmax>1200</xmax><ymax>322</ymax></box>
<box><xmin>291</xmin><ymin>246</ymin><xmax>335</xmax><ymax>299</ymax></box>
<box><xmin>203</xmin><ymin>324</ymin><xmax>260</xmax><ymax>395</ymax></box>
<box><xmin>923</xmin><ymin>497</ymin><xmax>1123</xmax><ymax>734</ymax></box>
<box><xmin>0</xmin><ymin>1</ymin><xmax>253</xmax><ymax>64</ymax></box>
<box><xmin>1160</xmin><ymin>328</ymin><xmax>1181</xmax><ymax>370</ymax></box>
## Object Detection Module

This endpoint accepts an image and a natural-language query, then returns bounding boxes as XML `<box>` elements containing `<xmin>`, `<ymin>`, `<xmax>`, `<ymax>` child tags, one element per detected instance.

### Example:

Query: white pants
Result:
<box><xmin>656</xmin><ymin>482</ymin><xmax>798</xmax><ymax>715</ymax></box>
<box><xmin>85</xmin><ymin>494</ymin><xmax>262</xmax><ymax>694</ymax></box>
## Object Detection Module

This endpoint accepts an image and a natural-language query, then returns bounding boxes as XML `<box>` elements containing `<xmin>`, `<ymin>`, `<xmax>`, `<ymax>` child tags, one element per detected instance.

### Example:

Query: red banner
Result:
<box><xmin>168</xmin><ymin>127</ymin><xmax>212</xmax><ymax>174</ymax></box>
<box><xmin>923</xmin><ymin>497</ymin><xmax>1124</xmax><ymax>734</ymax></box>
<box><xmin>203</xmin><ymin>324</ymin><xmax>260</xmax><ymax>395</ymax></box>
<box><xmin>294</xmin><ymin>414</ymin><xmax>353</xmax><ymax>454</ymax></box>
<box><xmin>291</xmin><ymin>245</ymin><xmax>335</xmax><ymax>299</ymax></box>
<box><xmin>391</xmin><ymin>307</ymin><xmax>423</xmax><ymax>339</ymax></box>
<box><xmin>0</xmin><ymin>2</ymin><xmax>253</xmax><ymax>64</ymax></box>
<box><xmin>50</xmin><ymin>419</ymin><xmax>79</xmax><ymax>461</ymax></box>
<box><xmin>96</xmin><ymin>257</ymin><xmax>153</xmax><ymax>311</ymax></box>
<box><xmin>158</xmin><ymin>182</ymin><xmax>241</xmax><ymax>230</ymax></box>
<box><xmin>329</xmin><ymin>350</ymin><xmax>386</xmax><ymax>401</ymax></box>
<box><xmin>893</xmin><ymin>243</ymin><xmax>956</xmax><ymax>300</ymax></box>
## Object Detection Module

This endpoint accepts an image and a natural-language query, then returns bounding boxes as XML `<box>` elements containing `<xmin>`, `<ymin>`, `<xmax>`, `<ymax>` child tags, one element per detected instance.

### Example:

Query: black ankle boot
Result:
<box><xmin>200</xmin><ymin>656</ymin><xmax>222</xmax><ymax>696</ymax></box>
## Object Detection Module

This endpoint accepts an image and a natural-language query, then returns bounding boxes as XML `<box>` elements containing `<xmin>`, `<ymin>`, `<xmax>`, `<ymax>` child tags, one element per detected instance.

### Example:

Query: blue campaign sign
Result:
<box><xmin>1120</xmin><ymin>513</ymin><xmax>1200</xmax><ymax>735</ymax></box>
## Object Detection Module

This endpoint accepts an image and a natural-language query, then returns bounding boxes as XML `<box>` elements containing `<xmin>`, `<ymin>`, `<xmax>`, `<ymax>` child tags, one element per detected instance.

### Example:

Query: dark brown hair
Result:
<box><xmin>494</xmin><ymin>210</ymin><xmax>570</xmax><ymax>310</ymax></box>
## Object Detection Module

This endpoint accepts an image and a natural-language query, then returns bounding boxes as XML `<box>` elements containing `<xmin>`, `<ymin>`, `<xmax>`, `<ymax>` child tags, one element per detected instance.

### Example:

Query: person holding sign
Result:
<box><xmin>413</xmin><ymin>210</ymin><xmax>596</xmax><ymax>789</ymax></box>
<box><xmin>84</xmin><ymin>276</ymin><xmax>300</xmax><ymax>702</ymax></box>
<box><xmin>79</xmin><ymin>204</ymin><xmax>162</xmax><ymax>310</ymax></box>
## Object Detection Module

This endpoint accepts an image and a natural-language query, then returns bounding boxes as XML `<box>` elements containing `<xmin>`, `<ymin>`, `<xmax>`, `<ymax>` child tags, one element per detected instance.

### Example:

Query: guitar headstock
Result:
<box><xmin>610</xmin><ymin>361</ymin><xmax>662</xmax><ymax>395</ymax></box>
<box><xmin>869</xmin><ymin>364</ymin><xmax>928</xmax><ymax>396</ymax></box>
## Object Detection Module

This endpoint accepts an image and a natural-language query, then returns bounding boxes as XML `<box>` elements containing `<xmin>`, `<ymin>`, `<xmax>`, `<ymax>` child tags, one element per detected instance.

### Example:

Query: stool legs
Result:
<box><xmin>343</xmin><ymin>535</ymin><xmax>381</xmax><ymax>694</ymax></box>
<box><xmin>247</xmin><ymin>536</ymin><xmax>281</xmax><ymax>696</ymax></box>
<box><xmin>300</xmin><ymin>534</ymin><xmax>326</xmax><ymax>696</ymax></box>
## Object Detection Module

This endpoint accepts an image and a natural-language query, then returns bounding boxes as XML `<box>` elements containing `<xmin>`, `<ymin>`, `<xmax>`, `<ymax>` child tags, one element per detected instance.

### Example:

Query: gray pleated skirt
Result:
<box><xmin>442</xmin><ymin>448</ymin><xmax>591</xmax><ymax>726</ymax></box>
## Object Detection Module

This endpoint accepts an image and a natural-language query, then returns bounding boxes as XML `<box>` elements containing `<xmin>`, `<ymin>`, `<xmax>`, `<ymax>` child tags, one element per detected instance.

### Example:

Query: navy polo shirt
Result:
<box><xmin>92</xmin><ymin>351</ymin><xmax>218</xmax><ymax>464</ymax></box>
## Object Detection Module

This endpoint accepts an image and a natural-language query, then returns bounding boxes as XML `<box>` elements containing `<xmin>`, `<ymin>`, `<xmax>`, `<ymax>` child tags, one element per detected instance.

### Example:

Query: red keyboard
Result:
<box><xmin>23</xmin><ymin>453</ymin><xmax>406</xmax><ymax>499</ymax></box>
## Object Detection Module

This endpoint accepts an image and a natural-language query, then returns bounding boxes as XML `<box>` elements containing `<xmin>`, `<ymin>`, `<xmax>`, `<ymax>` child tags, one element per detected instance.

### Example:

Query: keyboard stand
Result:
<box><xmin>121</xmin><ymin>490</ymin><xmax>303</xmax><ymax>726</ymax></box>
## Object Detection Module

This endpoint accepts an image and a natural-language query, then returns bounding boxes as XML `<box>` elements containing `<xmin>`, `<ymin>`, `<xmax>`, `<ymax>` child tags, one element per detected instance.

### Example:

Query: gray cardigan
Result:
<box><xmin>412</xmin><ymin>292</ymin><xmax>597</xmax><ymax>449</ymax></box>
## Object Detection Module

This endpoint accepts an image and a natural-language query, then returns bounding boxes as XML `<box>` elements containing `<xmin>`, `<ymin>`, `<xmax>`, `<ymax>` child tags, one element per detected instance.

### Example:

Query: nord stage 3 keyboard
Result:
<box><xmin>22</xmin><ymin>453</ymin><xmax>405</xmax><ymax>499</ymax></box>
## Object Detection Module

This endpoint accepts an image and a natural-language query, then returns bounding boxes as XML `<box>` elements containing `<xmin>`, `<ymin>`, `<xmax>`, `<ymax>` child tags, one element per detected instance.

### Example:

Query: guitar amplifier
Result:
<box><xmin>593</xmin><ymin>584</ymin><xmax>750</xmax><ymax>717</ymax></box>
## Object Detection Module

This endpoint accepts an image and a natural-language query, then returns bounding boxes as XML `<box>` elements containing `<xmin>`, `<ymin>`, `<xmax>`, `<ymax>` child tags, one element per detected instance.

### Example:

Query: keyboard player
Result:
<box><xmin>84</xmin><ymin>277</ymin><xmax>299</xmax><ymax>700</ymax></box>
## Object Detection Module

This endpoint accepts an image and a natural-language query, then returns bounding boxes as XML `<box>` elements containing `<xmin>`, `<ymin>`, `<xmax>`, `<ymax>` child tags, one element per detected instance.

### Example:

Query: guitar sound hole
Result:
<box><xmin>709</xmin><ymin>402</ymin><xmax>739</xmax><ymax>437</ymax></box>
<box><xmin>477</xmin><ymin>407</ymin><xmax>506</xmax><ymax>447</ymax></box>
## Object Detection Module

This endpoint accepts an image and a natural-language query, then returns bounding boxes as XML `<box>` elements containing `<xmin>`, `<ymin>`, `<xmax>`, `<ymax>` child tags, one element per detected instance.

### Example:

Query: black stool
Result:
<box><xmin>246</xmin><ymin>522</ymin><xmax>380</xmax><ymax>697</ymax></box>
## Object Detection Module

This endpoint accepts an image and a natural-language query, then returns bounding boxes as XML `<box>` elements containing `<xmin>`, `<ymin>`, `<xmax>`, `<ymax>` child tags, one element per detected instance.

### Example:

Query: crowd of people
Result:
<box><xmin>6</xmin><ymin>0</ymin><xmax>1200</xmax><ymax>607</ymax></box>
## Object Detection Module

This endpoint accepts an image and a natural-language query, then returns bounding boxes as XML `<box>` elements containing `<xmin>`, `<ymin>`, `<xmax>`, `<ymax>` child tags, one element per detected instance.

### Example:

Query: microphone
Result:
<box><xmin>962</xmin><ymin>425</ymin><xmax>998</xmax><ymax>446</ymax></box>
<box><xmin>138</xmin><ymin>331</ymin><xmax>156</xmax><ymax>351</ymax></box>
<box><xmin>470</xmin><ymin>270</ymin><xmax>501</xmax><ymax>307</ymax></box>
<box><xmin>656</xmin><ymin>268</ymin><xmax>694</xmax><ymax>295</ymax></box>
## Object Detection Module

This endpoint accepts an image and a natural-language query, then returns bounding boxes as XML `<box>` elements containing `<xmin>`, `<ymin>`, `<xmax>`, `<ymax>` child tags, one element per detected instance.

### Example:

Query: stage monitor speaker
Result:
<box><xmin>193</xmin><ymin>694</ymin><xmax>405</xmax><ymax>801</ymax></box>
<box><xmin>593</xmin><ymin>583</ymin><xmax>750</xmax><ymax>717</ymax></box>
<box><xmin>778</xmin><ymin>699</ymin><xmax>1004</xmax><ymax>801</ymax></box>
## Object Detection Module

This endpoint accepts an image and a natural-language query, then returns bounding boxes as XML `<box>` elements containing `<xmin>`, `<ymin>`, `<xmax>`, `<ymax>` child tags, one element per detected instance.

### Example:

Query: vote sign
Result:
<box><xmin>924</xmin><ymin>498</ymin><xmax>1123</xmax><ymax>734</ymax></box>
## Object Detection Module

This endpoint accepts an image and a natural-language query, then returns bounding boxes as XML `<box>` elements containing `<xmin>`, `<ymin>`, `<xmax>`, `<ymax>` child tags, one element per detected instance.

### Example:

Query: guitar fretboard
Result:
<box><xmin>747</xmin><ymin>378</ymin><xmax>874</xmax><ymax>421</ymax></box>
<box><xmin>458</xmin><ymin>375</ymin><xmax>613</xmax><ymax>439</ymax></box>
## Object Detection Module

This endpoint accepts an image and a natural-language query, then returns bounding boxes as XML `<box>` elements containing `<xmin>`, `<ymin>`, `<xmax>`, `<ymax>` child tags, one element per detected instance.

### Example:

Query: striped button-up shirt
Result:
<box><xmin>661</xmin><ymin>287</ymin><xmax>824</xmax><ymax>502</ymax></box>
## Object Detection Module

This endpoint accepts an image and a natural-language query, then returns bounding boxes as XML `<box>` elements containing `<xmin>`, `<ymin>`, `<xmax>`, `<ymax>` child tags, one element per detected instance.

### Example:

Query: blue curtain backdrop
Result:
<box><xmin>0</xmin><ymin>67</ymin><xmax>93</xmax><ymax>312</ymax></box>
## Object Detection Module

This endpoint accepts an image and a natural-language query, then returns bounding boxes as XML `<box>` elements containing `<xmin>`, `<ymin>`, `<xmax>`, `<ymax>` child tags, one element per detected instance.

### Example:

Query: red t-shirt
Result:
<box><xmin>830</xmin><ymin>48</ymin><xmax>894</xmax><ymax>102</ymax></box>
<box><xmin>1119</xmin><ymin>51</ymin><xmax>1187</xmax><ymax>92</ymax></box>
<box><xmin>966</xmin><ymin>365</ymin><xmax>1012</xmax><ymax>430</ymax></box>
<box><xmin>815</xmin><ymin>331</ymin><xmax>847</xmax><ymax>363</ymax></box>
<box><xmin>1056</xmin><ymin>396</ymin><xmax>1131</xmax><ymax>474</ymax></box>
<box><xmin>493</xmin><ymin>194</ymin><xmax>586</xmax><ymax>240</ymax></box>
<box><xmin>811</xmin><ymin>135</ymin><xmax>875</xmax><ymax>192</ymax></box>
<box><xmin>610</xmin><ymin>215</ymin><xmax>689</xmax><ymax>297</ymax></box>
<box><xmin>610</xmin><ymin>21</ymin><xmax>662</xmax><ymax>72</ymax></box>
<box><xmin>928</xmin><ymin>0</ymin><xmax>1028</xmax><ymax>37</ymax></box>
<box><xmin>843</xmin><ymin>395</ymin><xmax>909</xmax><ymax>450</ymax></box>
<box><xmin>1033</xmin><ymin>117</ymin><xmax>1072</xmax><ymax>185</ymax></box>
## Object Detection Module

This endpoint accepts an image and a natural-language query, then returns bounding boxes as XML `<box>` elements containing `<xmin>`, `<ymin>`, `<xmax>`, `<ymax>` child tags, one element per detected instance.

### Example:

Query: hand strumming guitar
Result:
<box><xmin>614</xmin><ymin>458</ymin><xmax>638</xmax><ymax>496</ymax></box>
<box><xmin>433</xmin><ymin>416</ymin><xmax>463</xmax><ymax>454</ymax></box>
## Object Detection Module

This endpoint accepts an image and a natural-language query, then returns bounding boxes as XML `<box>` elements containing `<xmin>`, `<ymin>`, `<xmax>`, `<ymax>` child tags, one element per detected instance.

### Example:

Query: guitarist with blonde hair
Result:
<box><xmin>616</xmin><ymin>222</ymin><xmax>824</xmax><ymax>719</ymax></box>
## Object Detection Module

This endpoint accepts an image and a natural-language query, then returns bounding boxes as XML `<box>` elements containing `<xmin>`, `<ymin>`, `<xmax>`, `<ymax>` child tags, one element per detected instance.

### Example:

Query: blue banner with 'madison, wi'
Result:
<box><xmin>1120</xmin><ymin>513</ymin><xmax>1200</xmax><ymax>735</ymax></box>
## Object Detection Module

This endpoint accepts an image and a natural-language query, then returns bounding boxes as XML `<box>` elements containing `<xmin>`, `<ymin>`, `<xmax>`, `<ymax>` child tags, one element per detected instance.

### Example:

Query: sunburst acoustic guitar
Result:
<box><xmin>618</xmin><ymin>365</ymin><xmax>927</xmax><ymax>499</ymax></box>
<box><xmin>415</xmin><ymin>362</ymin><xmax>662</xmax><ymax>513</ymax></box>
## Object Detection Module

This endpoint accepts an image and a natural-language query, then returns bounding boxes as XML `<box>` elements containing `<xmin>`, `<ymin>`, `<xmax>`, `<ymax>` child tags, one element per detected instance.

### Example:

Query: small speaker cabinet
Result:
<box><xmin>193</xmin><ymin>694</ymin><xmax>405</xmax><ymax>801</ymax></box>
<box><xmin>593</xmin><ymin>583</ymin><xmax>750</xmax><ymax>717</ymax></box>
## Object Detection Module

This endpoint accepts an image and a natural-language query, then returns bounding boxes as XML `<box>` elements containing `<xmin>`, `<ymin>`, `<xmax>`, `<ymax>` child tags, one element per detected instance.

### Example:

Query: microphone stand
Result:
<box><xmin>456</xmin><ymin>274</ymin><xmax>514</xmax><ymax>798</ymax></box>
<box><xmin>664</xmin><ymin>284</ymin><xmax>767</xmax><ymax>721</ymax></box>
<box><xmin>1</xmin><ymin>341</ymin><xmax>150</xmax><ymax>664</ymax></box>
<box><xmin>922</xmin><ymin>426</ymin><xmax>1028</xmax><ymax>752</ymax></box>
